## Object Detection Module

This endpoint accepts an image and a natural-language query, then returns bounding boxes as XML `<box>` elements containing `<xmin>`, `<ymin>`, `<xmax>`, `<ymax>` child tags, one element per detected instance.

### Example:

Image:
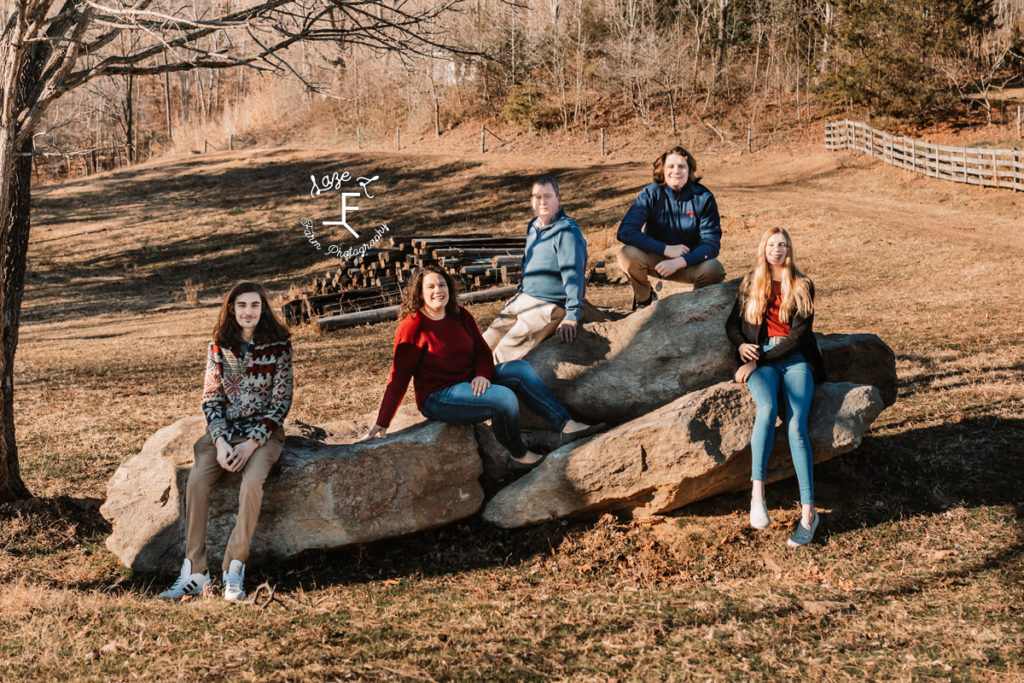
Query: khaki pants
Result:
<box><xmin>184</xmin><ymin>429</ymin><xmax>285</xmax><ymax>573</ymax></box>
<box><xmin>482</xmin><ymin>292</ymin><xmax>566</xmax><ymax>364</ymax></box>
<box><xmin>617</xmin><ymin>244</ymin><xmax>725</xmax><ymax>302</ymax></box>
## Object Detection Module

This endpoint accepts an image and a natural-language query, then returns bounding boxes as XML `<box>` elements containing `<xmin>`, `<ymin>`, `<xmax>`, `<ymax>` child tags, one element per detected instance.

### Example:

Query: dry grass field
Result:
<box><xmin>1</xmin><ymin>141</ymin><xmax>1022</xmax><ymax>680</ymax></box>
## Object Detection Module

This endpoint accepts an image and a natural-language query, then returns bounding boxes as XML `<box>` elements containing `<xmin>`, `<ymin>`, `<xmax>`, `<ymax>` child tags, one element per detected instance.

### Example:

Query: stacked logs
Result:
<box><xmin>286</xmin><ymin>234</ymin><xmax>524</xmax><ymax>326</ymax></box>
<box><xmin>309</xmin><ymin>234</ymin><xmax>525</xmax><ymax>294</ymax></box>
<box><xmin>284</xmin><ymin>233</ymin><xmax>610</xmax><ymax>328</ymax></box>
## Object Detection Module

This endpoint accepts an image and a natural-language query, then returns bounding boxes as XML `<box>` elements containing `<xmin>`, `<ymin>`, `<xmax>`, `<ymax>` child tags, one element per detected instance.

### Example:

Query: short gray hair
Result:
<box><xmin>532</xmin><ymin>175</ymin><xmax>559</xmax><ymax>196</ymax></box>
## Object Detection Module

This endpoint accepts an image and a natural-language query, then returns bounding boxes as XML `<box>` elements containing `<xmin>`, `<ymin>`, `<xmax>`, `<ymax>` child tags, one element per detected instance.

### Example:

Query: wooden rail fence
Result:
<box><xmin>825</xmin><ymin>119</ymin><xmax>1024</xmax><ymax>191</ymax></box>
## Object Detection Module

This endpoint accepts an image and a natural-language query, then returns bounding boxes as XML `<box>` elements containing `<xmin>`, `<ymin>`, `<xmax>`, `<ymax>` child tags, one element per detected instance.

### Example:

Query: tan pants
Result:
<box><xmin>617</xmin><ymin>244</ymin><xmax>726</xmax><ymax>302</ymax></box>
<box><xmin>482</xmin><ymin>292</ymin><xmax>566</xmax><ymax>364</ymax></box>
<box><xmin>185</xmin><ymin>429</ymin><xmax>285</xmax><ymax>573</ymax></box>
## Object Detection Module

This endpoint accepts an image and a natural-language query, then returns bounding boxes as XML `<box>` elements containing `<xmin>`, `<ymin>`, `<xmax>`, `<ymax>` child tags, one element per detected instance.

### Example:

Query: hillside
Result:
<box><xmin>4</xmin><ymin>141</ymin><xmax>1023</xmax><ymax>678</ymax></box>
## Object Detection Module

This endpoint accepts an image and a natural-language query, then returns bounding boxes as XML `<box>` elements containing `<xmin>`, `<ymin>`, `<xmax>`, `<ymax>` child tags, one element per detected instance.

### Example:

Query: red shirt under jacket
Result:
<box><xmin>765</xmin><ymin>280</ymin><xmax>791</xmax><ymax>339</ymax></box>
<box><xmin>375</xmin><ymin>307</ymin><xmax>496</xmax><ymax>428</ymax></box>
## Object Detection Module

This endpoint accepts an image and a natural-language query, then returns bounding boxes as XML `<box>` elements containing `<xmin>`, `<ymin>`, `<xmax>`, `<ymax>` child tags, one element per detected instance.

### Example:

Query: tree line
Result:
<box><xmin>30</xmin><ymin>0</ymin><xmax>1024</xmax><ymax>181</ymax></box>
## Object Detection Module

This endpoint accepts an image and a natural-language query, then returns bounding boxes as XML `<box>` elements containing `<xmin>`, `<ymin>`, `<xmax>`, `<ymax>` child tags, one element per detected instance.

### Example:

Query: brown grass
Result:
<box><xmin>2</xmin><ymin>142</ymin><xmax>1022</xmax><ymax>680</ymax></box>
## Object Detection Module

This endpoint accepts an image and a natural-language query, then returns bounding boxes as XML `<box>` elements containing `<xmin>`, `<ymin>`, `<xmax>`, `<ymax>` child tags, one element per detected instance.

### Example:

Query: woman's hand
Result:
<box><xmin>734</xmin><ymin>360</ymin><xmax>757</xmax><ymax>384</ymax></box>
<box><xmin>365</xmin><ymin>424</ymin><xmax>387</xmax><ymax>440</ymax></box>
<box><xmin>471</xmin><ymin>376</ymin><xmax>491</xmax><ymax>396</ymax></box>
<box><xmin>224</xmin><ymin>438</ymin><xmax>258</xmax><ymax>472</ymax></box>
<box><xmin>738</xmin><ymin>343</ymin><xmax>761</xmax><ymax>363</ymax></box>
<box><xmin>654</xmin><ymin>257</ymin><xmax>686</xmax><ymax>277</ymax></box>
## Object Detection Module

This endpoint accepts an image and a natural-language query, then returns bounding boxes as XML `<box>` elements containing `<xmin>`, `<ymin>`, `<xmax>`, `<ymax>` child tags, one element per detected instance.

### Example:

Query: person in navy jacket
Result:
<box><xmin>616</xmin><ymin>146</ymin><xmax>726</xmax><ymax>309</ymax></box>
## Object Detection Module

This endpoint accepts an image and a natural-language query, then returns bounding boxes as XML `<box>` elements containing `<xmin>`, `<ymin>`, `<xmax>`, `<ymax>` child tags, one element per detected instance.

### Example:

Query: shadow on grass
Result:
<box><xmin>18</xmin><ymin>417</ymin><xmax>1021</xmax><ymax>599</ymax></box>
<box><xmin>26</xmin><ymin>152</ymin><xmax>640</xmax><ymax>323</ymax></box>
<box><xmin>263</xmin><ymin>416</ymin><xmax>1023</xmax><ymax>592</ymax></box>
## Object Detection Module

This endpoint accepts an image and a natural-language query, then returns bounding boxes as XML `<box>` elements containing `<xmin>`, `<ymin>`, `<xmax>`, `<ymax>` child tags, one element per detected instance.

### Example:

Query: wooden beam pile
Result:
<box><xmin>285</xmin><ymin>233</ymin><xmax>527</xmax><ymax>326</ymax></box>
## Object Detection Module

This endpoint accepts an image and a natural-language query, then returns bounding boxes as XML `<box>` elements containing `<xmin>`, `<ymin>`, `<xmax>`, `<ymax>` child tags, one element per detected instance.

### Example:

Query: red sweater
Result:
<box><xmin>375</xmin><ymin>307</ymin><xmax>496</xmax><ymax>428</ymax></box>
<box><xmin>765</xmin><ymin>280</ymin><xmax>791</xmax><ymax>338</ymax></box>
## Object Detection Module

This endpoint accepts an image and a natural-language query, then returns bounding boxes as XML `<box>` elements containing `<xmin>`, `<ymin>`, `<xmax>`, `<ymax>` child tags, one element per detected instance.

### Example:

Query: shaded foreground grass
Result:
<box><xmin>2</xmin><ymin>145</ymin><xmax>1023</xmax><ymax>679</ymax></box>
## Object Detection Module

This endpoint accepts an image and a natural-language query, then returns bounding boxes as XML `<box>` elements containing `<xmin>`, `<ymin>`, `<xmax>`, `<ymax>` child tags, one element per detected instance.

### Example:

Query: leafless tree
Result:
<box><xmin>0</xmin><ymin>0</ymin><xmax>467</xmax><ymax>500</ymax></box>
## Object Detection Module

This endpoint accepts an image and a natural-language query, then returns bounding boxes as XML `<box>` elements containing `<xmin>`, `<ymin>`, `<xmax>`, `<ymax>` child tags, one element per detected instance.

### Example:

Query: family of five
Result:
<box><xmin>160</xmin><ymin>146</ymin><xmax>825</xmax><ymax>601</ymax></box>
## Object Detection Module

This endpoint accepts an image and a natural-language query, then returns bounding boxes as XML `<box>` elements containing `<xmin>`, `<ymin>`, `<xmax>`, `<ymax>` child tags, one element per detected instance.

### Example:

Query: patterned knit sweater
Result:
<box><xmin>202</xmin><ymin>339</ymin><xmax>293</xmax><ymax>446</ymax></box>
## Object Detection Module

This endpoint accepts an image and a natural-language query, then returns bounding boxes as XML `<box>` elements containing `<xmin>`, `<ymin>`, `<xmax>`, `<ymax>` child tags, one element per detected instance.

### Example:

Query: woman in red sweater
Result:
<box><xmin>368</xmin><ymin>265</ymin><xmax>601</xmax><ymax>468</ymax></box>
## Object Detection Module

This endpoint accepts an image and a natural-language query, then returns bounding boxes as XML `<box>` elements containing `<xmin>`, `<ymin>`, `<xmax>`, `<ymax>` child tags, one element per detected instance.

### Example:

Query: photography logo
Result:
<box><xmin>300</xmin><ymin>170</ymin><xmax>390</xmax><ymax>258</ymax></box>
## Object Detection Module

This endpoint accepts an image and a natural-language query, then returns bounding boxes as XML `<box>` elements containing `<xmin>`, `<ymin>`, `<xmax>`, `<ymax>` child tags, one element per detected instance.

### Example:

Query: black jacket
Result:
<box><xmin>724</xmin><ymin>283</ymin><xmax>827</xmax><ymax>384</ymax></box>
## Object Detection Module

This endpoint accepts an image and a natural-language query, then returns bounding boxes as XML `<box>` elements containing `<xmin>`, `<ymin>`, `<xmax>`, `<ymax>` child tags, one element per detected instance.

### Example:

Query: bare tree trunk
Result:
<box><xmin>668</xmin><ymin>89</ymin><xmax>677</xmax><ymax>134</ymax></box>
<box><xmin>163</xmin><ymin>54</ymin><xmax>173</xmax><ymax>138</ymax></box>
<box><xmin>430</xmin><ymin>78</ymin><xmax>441</xmax><ymax>137</ymax></box>
<box><xmin>0</xmin><ymin>37</ymin><xmax>40</xmax><ymax>500</ymax></box>
<box><xmin>0</xmin><ymin>140</ymin><xmax>32</xmax><ymax>502</ymax></box>
<box><xmin>714</xmin><ymin>0</ymin><xmax>729</xmax><ymax>88</ymax></box>
<box><xmin>573</xmin><ymin>0</ymin><xmax>584</xmax><ymax>124</ymax></box>
<box><xmin>125</xmin><ymin>74</ymin><xmax>136</xmax><ymax>164</ymax></box>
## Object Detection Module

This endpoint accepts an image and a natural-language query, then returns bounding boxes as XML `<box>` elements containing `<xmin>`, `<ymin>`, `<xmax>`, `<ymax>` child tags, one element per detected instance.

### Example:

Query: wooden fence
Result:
<box><xmin>825</xmin><ymin>119</ymin><xmax>1024</xmax><ymax>191</ymax></box>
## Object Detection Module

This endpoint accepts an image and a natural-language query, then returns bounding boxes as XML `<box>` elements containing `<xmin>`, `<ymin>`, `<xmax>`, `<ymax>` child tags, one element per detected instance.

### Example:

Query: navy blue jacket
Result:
<box><xmin>617</xmin><ymin>182</ymin><xmax>722</xmax><ymax>267</ymax></box>
<box><xmin>520</xmin><ymin>208</ymin><xmax>587</xmax><ymax>323</ymax></box>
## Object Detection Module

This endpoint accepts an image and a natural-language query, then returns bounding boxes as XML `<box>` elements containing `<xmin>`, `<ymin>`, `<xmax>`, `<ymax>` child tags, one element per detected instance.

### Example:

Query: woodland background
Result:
<box><xmin>31</xmin><ymin>0</ymin><xmax>1024</xmax><ymax>180</ymax></box>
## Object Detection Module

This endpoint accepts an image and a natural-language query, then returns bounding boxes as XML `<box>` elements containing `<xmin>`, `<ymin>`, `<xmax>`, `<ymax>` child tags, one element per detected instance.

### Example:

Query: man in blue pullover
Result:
<box><xmin>617</xmin><ymin>146</ymin><xmax>725</xmax><ymax>309</ymax></box>
<box><xmin>483</xmin><ymin>176</ymin><xmax>588</xmax><ymax>363</ymax></box>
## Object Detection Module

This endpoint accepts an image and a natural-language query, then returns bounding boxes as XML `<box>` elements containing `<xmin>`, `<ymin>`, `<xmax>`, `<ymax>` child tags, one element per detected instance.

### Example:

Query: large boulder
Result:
<box><xmin>483</xmin><ymin>381</ymin><xmax>884</xmax><ymax>528</ymax></box>
<box><xmin>522</xmin><ymin>280</ymin><xmax>740</xmax><ymax>426</ymax></box>
<box><xmin>521</xmin><ymin>281</ymin><xmax>897</xmax><ymax>426</ymax></box>
<box><xmin>101</xmin><ymin>415</ymin><xmax>484</xmax><ymax>574</ymax></box>
<box><xmin>818</xmin><ymin>334</ymin><xmax>897</xmax><ymax>406</ymax></box>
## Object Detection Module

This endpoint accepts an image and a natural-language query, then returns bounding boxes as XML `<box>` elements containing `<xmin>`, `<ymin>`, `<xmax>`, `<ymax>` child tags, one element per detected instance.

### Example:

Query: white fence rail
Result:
<box><xmin>825</xmin><ymin>119</ymin><xmax>1024</xmax><ymax>191</ymax></box>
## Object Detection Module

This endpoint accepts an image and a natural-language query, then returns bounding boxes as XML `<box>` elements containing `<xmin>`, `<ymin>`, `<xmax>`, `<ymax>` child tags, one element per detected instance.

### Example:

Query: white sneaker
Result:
<box><xmin>223</xmin><ymin>559</ymin><xmax>246</xmax><ymax>602</ymax></box>
<box><xmin>159</xmin><ymin>559</ymin><xmax>210</xmax><ymax>599</ymax></box>
<box><xmin>750</xmin><ymin>498</ymin><xmax>771</xmax><ymax>530</ymax></box>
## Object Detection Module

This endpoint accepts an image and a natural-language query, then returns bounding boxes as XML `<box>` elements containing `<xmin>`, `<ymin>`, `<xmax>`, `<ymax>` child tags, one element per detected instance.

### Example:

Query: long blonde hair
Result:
<box><xmin>740</xmin><ymin>227</ymin><xmax>814</xmax><ymax>325</ymax></box>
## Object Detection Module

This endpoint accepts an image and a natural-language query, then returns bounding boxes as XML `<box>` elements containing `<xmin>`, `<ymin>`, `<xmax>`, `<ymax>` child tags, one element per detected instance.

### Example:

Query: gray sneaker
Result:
<box><xmin>787</xmin><ymin>512</ymin><xmax>819</xmax><ymax>547</ymax></box>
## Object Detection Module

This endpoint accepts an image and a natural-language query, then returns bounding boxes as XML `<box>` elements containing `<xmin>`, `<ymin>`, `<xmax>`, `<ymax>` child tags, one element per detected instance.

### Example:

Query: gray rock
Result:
<box><xmin>482</xmin><ymin>381</ymin><xmax>884</xmax><ymax>528</ymax></box>
<box><xmin>818</xmin><ymin>333</ymin><xmax>898</xmax><ymax>406</ymax></box>
<box><xmin>101</xmin><ymin>415</ymin><xmax>484</xmax><ymax>573</ymax></box>
<box><xmin>521</xmin><ymin>280</ymin><xmax>897</xmax><ymax>425</ymax></box>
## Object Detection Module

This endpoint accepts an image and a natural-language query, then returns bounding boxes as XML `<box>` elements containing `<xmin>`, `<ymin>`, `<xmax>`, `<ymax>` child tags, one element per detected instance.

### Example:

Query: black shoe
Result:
<box><xmin>559</xmin><ymin>422</ymin><xmax>606</xmax><ymax>446</ymax></box>
<box><xmin>631</xmin><ymin>289</ymin><xmax>658</xmax><ymax>311</ymax></box>
<box><xmin>508</xmin><ymin>451</ymin><xmax>547</xmax><ymax>472</ymax></box>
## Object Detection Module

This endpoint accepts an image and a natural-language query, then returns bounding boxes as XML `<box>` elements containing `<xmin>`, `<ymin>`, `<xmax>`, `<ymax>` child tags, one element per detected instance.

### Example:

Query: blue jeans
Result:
<box><xmin>420</xmin><ymin>360</ymin><xmax>571</xmax><ymax>458</ymax></box>
<box><xmin>746</xmin><ymin>350</ymin><xmax>815</xmax><ymax>504</ymax></box>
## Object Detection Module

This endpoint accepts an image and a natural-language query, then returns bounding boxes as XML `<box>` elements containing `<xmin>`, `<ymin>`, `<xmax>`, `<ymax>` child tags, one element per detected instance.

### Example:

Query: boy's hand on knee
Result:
<box><xmin>225</xmin><ymin>438</ymin><xmax>258</xmax><ymax>472</ymax></box>
<box><xmin>663</xmin><ymin>244</ymin><xmax>690</xmax><ymax>259</ymax></box>
<box><xmin>654</xmin><ymin>257</ymin><xmax>685</xmax><ymax>277</ymax></box>
<box><xmin>215</xmin><ymin>437</ymin><xmax>233</xmax><ymax>470</ymax></box>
